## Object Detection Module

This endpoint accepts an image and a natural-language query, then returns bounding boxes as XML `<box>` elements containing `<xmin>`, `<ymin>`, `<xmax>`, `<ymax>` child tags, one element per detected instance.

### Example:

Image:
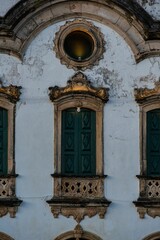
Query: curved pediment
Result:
<box><xmin>0</xmin><ymin>0</ymin><xmax>159</xmax><ymax>62</ymax></box>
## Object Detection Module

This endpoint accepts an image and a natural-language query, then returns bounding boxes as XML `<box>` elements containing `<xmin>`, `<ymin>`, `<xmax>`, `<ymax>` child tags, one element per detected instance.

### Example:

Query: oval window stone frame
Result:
<box><xmin>54</xmin><ymin>19</ymin><xmax>105</xmax><ymax>70</ymax></box>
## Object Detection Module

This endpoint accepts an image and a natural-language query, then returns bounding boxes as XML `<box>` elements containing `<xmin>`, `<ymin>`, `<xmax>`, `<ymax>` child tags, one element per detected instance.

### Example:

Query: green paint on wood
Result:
<box><xmin>62</xmin><ymin>108</ymin><xmax>96</xmax><ymax>176</ymax></box>
<box><xmin>147</xmin><ymin>109</ymin><xmax>160</xmax><ymax>176</ymax></box>
<box><xmin>0</xmin><ymin>108</ymin><xmax>8</xmax><ymax>175</ymax></box>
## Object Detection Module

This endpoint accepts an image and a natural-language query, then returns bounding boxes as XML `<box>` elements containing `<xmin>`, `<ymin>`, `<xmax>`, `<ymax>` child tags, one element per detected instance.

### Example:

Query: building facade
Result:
<box><xmin>0</xmin><ymin>0</ymin><xmax>160</xmax><ymax>239</ymax></box>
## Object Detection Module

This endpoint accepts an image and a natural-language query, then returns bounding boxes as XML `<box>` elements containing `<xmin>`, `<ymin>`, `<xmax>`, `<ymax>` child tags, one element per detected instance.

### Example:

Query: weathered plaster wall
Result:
<box><xmin>0</xmin><ymin>18</ymin><xmax>160</xmax><ymax>240</ymax></box>
<box><xmin>136</xmin><ymin>0</ymin><xmax>160</xmax><ymax>20</ymax></box>
<box><xmin>0</xmin><ymin>0</ymin><xmax>19</xmax><ymax>16</ymax></box>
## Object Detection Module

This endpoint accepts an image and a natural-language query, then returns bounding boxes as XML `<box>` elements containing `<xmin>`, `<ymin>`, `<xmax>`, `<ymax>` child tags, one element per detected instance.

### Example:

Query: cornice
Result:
<box><xmin>0</xmin><ymin>0</ymin><xmax>159</xmax><ymax>61</ymax></box>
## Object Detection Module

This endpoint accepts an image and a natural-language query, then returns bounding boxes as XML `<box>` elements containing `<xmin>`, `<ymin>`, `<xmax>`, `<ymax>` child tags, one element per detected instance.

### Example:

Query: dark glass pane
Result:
<box><xmin>64</xmin><ymin>31</ymin><xmax>94</xmax><ymax>61</ymax></box>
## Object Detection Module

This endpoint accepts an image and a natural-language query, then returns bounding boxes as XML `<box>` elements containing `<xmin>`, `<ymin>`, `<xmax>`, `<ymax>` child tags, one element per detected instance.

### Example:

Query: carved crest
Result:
<box><xmin>0</xmin><ymin>82</ymin><xmax>21</xmax><ymax>103</ymax></box>
<box><xmin>134</xmin><ymin>82</ymin><xmax>160</xmax><ymax>103</ymax></box>
<box><xmin>49</xmin><ymin>72</ymin><xmax>109</xmax><ymax>102</ymax></box>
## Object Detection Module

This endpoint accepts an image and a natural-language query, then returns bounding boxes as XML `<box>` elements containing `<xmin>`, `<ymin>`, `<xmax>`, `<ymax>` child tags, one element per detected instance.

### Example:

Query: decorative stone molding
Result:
<box><xmin>55</xmin><ymin>224</ymin><xmax>102</xmax><ymax>240</ymax></box>
<box><xmin>49</xmin><ymin>72</ymin><xmax>109</xmax><ymax>103</ymax></box>
<box><xmin>0</xmin><ymin>83</ymin><xmax>22</xmax><ymax>218</ymax></box>
<box><xmin>134</xmin><ymin>83</ymin><xmax>160</xmax><ymax>218</ymax></box>
<box><xmin>53</xmin><ymin>19</ymin><xmax>105</xmax><ymax>70</ymax></box>
<box><xmin>0</xmin><ymin>203</ymin><xmax>21</xmax><ymax>218</ymax></box>
<box><xmin>48</xmin><ymin>203</ymin><xmax>108</xmax><ymax>223</ymax></box>
<box><xmin>0</xmin><ymin>0</ymin><xmax>159</xmax><ymax>61</ymax></box>
<box><xmin>0</xmin><ymin>83</ymin><xmax>21</xmax><ymax>103</ymax></box>
<box><xmin>134</xmin><ymin>82</ymin><xmax>160</xmax><ymax>103</ymax></box>
<box><xmin>47</xmin><ymin>72</ymin><xmax>111</xmax><ymax>222</ymax></box>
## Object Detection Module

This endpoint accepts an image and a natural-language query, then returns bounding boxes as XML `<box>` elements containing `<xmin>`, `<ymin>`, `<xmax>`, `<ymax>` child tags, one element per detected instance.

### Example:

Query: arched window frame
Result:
<box><xmin>54</xmin><ymin>224</ymin><xmax>102</xmax><ymax>240</ymax></box>
<box><xmin>0</xmin><ymin>84</ymin><xmax>22</xmax><ymax>218</ymax></box>
<box><xmin>0</xmin><ymin>232</ymin><xmax>14</xmax><ymax>240</ymax></box>
<box><xmin>134</xmin><ymin>83</ymin><xmax>160</xmax><ymax>219</ymax></box>
<box><xmin>47</xmin><ymin>72</ymin><xmax>111</xmax><ymax>223</ymax></box>
<box><xmin>142</xmin><ymin>232</ymin><xmax>160</xmax><ymax>240</ymax></box>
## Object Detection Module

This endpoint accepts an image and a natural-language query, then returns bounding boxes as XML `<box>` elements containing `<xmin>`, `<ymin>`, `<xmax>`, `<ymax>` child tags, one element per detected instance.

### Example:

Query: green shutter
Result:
<box><xmin>147</xmin><ymin>109</ymin><xmax>160</xmax><ymax>176</ymax></box>
<box><xmin>61</xmin><ymin>108</ymin><xmax>96</xmax><ymax>176</ymax></box>
<box><xmin>0</xmin><ymin>108</ymin><xmax>8</xmax><ymax>175</ymax></box>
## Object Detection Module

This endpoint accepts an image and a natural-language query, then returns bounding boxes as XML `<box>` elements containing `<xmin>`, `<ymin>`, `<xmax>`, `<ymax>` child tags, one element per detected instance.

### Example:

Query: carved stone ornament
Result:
<box><xmin>0</xmin><ymin>206</ymin><xmax>17</xmax><ymax>218</ymax></box>
<box><xmin>49</xmin><ymin>72</ymin><xmax>109</xmax><ymax>103</ymax></box>
<box><xmin>54</xmin><ymin>19</ymin><xmax>105</xmax><ymax>70</ymax></box>
<box><xmin>0</xmin><ymin>82</ymin><xmax>21</xmax><ymax>103</ymax></box>
<box><xmin>134</xmin><ymin>82</ymin><xmax>160</xmax><ymax>103</ymax></box>
<box><xmin>135</xmin><ymin>206</ymin><xmax>160</xmax><ymax>219</ymax></box>
<box><xmin>49</xmin><ymin>204</ymin><xmax>108</xmax><ymax>223</ymax></box>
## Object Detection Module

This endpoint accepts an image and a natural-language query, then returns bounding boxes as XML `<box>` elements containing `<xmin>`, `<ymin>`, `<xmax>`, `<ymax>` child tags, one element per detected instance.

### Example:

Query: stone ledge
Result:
<box><xmin>0</xmin><ymin>198</ymin><xmax>22</xmax><ymax>218</ymax></box>
<box><xmin>47</xmin><ymin>197</ymin><xmax>111</xmax><ymax>223</ymax></box>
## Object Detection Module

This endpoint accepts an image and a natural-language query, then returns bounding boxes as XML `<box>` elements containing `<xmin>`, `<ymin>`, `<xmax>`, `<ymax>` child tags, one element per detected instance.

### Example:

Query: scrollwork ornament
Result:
<box><xmin>49</xmin><ymin>72</ymin><xmax>109</xmax><ymax>102</ymax></box>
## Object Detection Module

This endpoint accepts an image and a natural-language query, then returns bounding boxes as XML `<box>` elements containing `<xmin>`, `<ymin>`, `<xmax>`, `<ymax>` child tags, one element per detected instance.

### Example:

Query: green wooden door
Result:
<box><xmin>147</xmin><ymin>109</ymin><xmax>160</xmax><ymax>175</ymax></box>
<box><xmin>0</xmin><ymin>108</ymin><xmax>8</xmax><ymax>175</ymax></box>
<box><xmin>62</xmin><ymin>108</ymin><xmax>96</xmax><ymax>176</ymax></box>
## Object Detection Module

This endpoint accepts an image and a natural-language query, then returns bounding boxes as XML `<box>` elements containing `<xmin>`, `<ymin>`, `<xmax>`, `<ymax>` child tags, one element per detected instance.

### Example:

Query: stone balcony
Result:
<box><xmin>47</xmin><ymin>175</ymin><xmax>111</xmax><ymax>223</ymax></box>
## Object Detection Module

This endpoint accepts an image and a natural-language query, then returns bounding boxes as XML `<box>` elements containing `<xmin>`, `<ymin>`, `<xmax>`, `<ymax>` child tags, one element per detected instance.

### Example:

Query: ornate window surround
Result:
<box><xmin>133</xmin><ymin>82</ymin><xmax>160</xmax><ymax>218</ymax></box>
<box><xmin>0</xmin><ymin>83</ymin><xmax>22</xmax><ymax>218</ymax></box>
<box><xmin>47</xmin><ymin>72</ymin><xmax>111</xmax><ymax>223</ymax></box>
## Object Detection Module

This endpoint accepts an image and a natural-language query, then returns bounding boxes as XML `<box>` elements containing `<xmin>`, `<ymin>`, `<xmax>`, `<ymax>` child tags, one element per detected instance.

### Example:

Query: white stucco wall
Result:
<box><xmin>0</xmin><ymin>0</ymin><xmax>19</xmax><ymax>16</ymax></box>
<box><xmin>0</xmin><ymin>18</ymin><xmax>160</xmax><ymax>240</ymax></box>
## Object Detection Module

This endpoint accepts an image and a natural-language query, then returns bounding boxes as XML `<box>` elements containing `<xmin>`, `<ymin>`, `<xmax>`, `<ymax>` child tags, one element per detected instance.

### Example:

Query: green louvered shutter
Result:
<box><xmin>147</xmin><ymin>109</ymin><xmax>160</xmax><ymax>176</ymax></box>
<box><xmin>61</xmin><ymin>108</ymin><xmax>96</xmax><ymax>176</ymax></box>
<box><xmin>0</xmin><ymin>108</ymin><xmax>8</xmax><ymax>175</ymax></box>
